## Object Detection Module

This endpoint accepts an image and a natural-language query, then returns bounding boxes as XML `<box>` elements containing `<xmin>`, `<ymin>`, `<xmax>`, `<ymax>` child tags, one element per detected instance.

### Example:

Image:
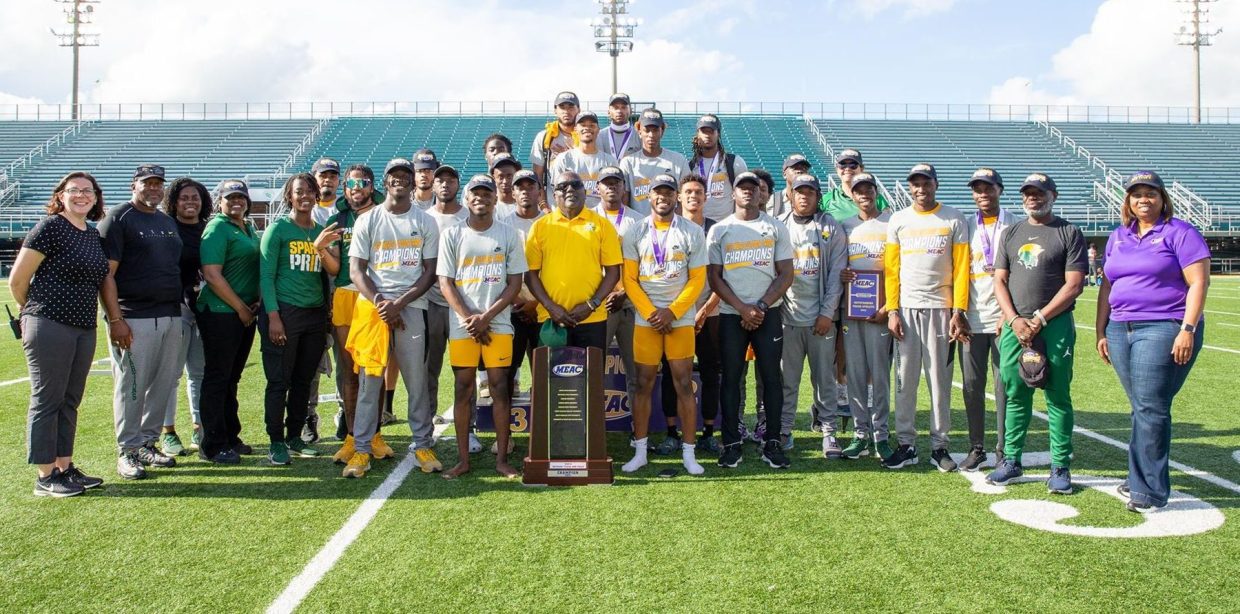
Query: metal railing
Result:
<box><xmin>890</xmin><ymin>181</ymin><xmax>913</xmax><ymax>210</ymax></box>
<box><xmin>5</xmin><ymin>121</ymin><xmax>91</xmax><ymax>179</ymax></box>
<box><xmin>272</xmin><ymin>118</ymin><xmax>330</xmax><ymax>177</ymax></box>
<box><xmin>803</xmin><ymin>114</ymin><xmax>897</xmax><ymax>207</ymax></box>
<box><xmin>1167</xmin><ymin>181</ymin><xmax>1213</xmax><ymax>230</ymax></box>
<box><xmin>2</xmin><ymin>101</ymin><xmax>1239</xmax><ymax>123</ymax></box>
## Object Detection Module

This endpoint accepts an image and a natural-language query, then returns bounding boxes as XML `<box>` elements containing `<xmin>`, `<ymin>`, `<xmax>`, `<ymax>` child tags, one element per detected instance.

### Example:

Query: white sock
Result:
<box><xmin>622</xmin><ymin>438</ymin><xmax>648</xmax><ymax>473</ymax></box>
<box><xmin>682</xmin><ymin>442</ymin><xmax>704</xmax><ymax>475</ymax></box>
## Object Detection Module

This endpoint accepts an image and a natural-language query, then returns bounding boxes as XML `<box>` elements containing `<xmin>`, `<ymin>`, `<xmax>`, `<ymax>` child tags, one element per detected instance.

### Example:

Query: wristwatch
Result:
<box><xmin>1181</xmin><ymin>321</ymin><xmax>1197</xmax><ymax>333</ymax></box>
<box><xmin>1033</xmin><ymin>309</ymin><xmax>1048</xmax><ymax>326</ymax></box>
<box><xmin>755</xmin><ymin>300</ymin><xmax>769</xmax><ymax>313</ymax></box>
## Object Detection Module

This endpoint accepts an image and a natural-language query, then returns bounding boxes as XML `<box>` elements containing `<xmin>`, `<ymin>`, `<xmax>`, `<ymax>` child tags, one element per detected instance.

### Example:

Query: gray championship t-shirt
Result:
<box><xmin>619</xmin><ymin>149</ymin><xmax>689</xmax><ymax>216</ymax></box>
<box><xmin>550</xmin><ymin>149</ymin><xmax>619</xmax><ymax>207</ymax></box>
<box><xmin>777</xmin><ymin>210</ymin><xmax>847</xmax><ymax>327</ymax></box>
<box><xmin>622</xmin><ymin>216</ymin><xmax>708</xmax><ymax>328</ymax></box>
<box><xmin>994</xmin><ymin>217</ymin><xmax>1088</xmax><ymax>317</ymax></box>
<box><xmin>530</xmin><ymin>128</ymin><xmax>575</xmax><ymax>171</ymax></box>
<box><xmin>436</xmin><ymin>220</ymin><xmax>529</xmax><ymax>339</ymax></box>
<box><xmin>349</xmin><ymin>204</ymin><xmax>440</xmax><ymax>309</ymax></box>
<box><xmin>707</xmin><ymin>212</ymin><xmax>793</xmax><ymax>315</ymax></box>
<box><xmin>692</xmin><ymin>152</ymin><xmax>748</xmax><ymax>222</ymax></box>
<box><xmin>424</xmin><ymin>205</ymin><xmax>469</xmax><ymax>307</ymax></box>
<box><xmin>601</xmin><ymin>123</ymin><xmax>641</xmax><ymax>160</ymax></box>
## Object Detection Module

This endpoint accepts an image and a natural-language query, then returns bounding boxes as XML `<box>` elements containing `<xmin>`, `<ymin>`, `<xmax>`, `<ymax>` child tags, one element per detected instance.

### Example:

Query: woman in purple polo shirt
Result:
<box><xmin>1095</xmin><ymin>170</ymin><xmax>1209</xmax><ymax>514</ymax></box>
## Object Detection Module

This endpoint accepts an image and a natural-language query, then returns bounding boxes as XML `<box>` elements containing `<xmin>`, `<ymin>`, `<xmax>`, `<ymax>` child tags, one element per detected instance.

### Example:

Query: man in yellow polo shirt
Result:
<box><xmin>524</xmin><ymin>170</ymin><xmax>622</xmax><ymax>350</ymax></box>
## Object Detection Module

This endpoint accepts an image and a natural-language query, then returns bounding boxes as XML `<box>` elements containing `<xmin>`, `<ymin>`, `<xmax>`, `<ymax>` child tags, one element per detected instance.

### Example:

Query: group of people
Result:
<box><xmin>14</xmin><ymin>91</ymin><xmax>1209</xmax><ymax>515</ymax></box>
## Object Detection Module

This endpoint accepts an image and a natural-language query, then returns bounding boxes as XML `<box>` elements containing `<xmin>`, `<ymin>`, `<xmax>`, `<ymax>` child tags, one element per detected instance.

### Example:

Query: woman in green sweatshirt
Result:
<box><xmin>259</xmin><ymin>172</ymin><xmax>341</xmax><ymax>465</ymax></box>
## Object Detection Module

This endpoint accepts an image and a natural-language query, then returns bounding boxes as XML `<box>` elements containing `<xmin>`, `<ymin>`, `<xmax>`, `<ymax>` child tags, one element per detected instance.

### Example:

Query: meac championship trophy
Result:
<box><xmin>522</xmin><ymin>345</ymin><xmax>614</xmax><ymax>486</ymax></box>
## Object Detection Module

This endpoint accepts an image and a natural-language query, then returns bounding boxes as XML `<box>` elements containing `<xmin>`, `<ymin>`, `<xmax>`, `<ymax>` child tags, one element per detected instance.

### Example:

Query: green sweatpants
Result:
<box><xmin>998</xmin><ymin>312</ymin><xmax>1076</xmax><ymax>467</ymax></box>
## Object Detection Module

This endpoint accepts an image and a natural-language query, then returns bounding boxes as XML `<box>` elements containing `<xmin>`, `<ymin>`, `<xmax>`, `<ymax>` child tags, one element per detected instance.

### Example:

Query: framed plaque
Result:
<box><xmin>846</xmin><ymin>270</ymin><xmax>884</xmax><ymax>320</ymax></box>
<box><xmin>523</xmin><ymin>346</ymin><xmax>614</xmax><ymax>486</ymax></box>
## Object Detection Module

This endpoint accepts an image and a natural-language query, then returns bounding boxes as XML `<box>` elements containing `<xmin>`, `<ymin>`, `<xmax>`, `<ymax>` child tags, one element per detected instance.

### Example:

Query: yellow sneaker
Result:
<box><xmin>332</xmin><ymin>435</ymin><xmax>356</xmax><ymax>464</ymax></box>
<box><xmin>371</xmin><ymin>433</ymin><xmax>395</xmax><ymax>460</ymax></box>
<box><xmin>413</xmin><ymin>448</ymin><xmax>442</xmax><ymax>473</ymax></box>
<box><xmin>343</xmin><ymin>452</ymin><xmax>371</xmax><ymax>478</ymax></box>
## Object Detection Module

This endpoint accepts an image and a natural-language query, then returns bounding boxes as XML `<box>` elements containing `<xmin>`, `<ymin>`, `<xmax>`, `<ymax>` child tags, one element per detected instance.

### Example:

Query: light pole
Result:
<box><xmin>589</xmin><ymin>0</ymin><xmax>640</xmax><ymax>95</ymax></box>
<box><xmin>1176</xmin><ymin>0</ymin><xmax>1222</xmax><ymax>124</ymax></box>
<box><xmin>51</xmin><ymin>0</ymin><xmax>100</xmax><ymax>122</ymax></box>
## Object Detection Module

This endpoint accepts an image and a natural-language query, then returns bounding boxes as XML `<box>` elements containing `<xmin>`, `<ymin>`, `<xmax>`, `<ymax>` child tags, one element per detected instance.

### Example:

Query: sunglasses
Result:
<box><xmin>836</xmin><ymin>161</ymin><xmax>860</xmax><ymax>169</ymax></box>
<box><xmin>555</xmin><ymin>180</ymin><xmax>585</xmax><ymax>192</ymax></box>
<box><xmin>345</xmin><ymin>178</ymin><xmax>373</xmax><ymax>190</ymax></box>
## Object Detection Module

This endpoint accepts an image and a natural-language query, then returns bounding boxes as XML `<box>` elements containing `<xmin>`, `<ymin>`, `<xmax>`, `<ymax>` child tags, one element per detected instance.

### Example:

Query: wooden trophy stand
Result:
<box><xmin>523</xmin><ymin>345</ymin><xmax>614</xmax><ymax>486</ymax></box>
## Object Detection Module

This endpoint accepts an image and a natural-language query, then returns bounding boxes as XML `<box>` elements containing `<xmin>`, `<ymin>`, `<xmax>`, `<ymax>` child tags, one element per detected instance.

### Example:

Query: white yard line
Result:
<box><xmin>1077</xmin><ymin>295</ymin><xmax>1240</xmax><ymax>318</ymax></box>
<box><xmin>0</xmin><ymin>358</ymin><xmax>109</xmax><ymax>387</ymax></box>
<box><xmin>268</xmin><ymin>420</ymin><xmax>453</xmax><ymax>613</ymax></box>
<box><xmin>951</xmin><ymin>382</ymin><xmax>1240</xmax><ymax>496</ymax></box>
<box><xmin>1072</xmin><ymin>324</ymin><xmax>1240</xmax><ymax>355</ymax></box>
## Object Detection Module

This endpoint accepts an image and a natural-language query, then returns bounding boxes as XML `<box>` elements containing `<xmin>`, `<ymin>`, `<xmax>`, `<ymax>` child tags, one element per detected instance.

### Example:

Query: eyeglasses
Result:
<box><xmin>345</xmin><ymin>178</ymin><xmax>373</xmax><ymax>190</ymax></box>
<box><xmin>836</xmin><ymin>161</ymin><xmax>860</xmax><ymax>170</ymax></box>
<box><xmin>62</xmin><ymin>188</ymin><xmax>96</xmax><ymax>197</ymax></box>
<box><xmin>555</xmin><ymin>180</ymin><xmax>585</xmax><ymax>192</ymax></box>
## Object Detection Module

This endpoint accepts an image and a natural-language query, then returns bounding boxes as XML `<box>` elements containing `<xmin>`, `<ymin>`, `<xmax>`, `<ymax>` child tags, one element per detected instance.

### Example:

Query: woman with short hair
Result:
<box><xmin>9</xmin><ymin>172</ymin><xmax>110</xmax><ymax>497</ymax></box>
<box><xmin>1096</xmin><ymin>170</ymin><xmax>1210</xmax><ymax>513</ymax></box>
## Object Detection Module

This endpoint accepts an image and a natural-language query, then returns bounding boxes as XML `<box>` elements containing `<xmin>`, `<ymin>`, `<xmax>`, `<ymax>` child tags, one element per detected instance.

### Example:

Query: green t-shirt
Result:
<box><xmin>197</xmin><ymin>215</ymin><xmax>261</xmax><ymax>314</ymax></box>
<box><xmin>819</xmin><ymin>187</ymin><xmax>889</xmax><ymax>222</ymax></box>
<box><xmin>327</xmin><ymin>204</ymin><xmax>374</xmax><ymax>290</ymax></box>
<box><xmin>260</xmin><ymin>216</ymin><xmax>326</xmax><ymax>313</ymax></box>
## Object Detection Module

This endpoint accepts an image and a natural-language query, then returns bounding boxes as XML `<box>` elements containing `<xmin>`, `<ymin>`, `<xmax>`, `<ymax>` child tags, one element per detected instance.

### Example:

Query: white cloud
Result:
<box><xmin>988</xmin><ymin>0</ymin><xmax>1240</xmax><ymax>109</ymax></box>
<box><xmin>851</xmin><ymin>0</ymin><xmax>959</xmax><ymax>19</ymax></box>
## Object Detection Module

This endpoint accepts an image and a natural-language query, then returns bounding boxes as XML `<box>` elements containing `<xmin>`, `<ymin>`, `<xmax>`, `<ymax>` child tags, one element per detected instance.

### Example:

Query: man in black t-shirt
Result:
<box><xmin>99</xmin><ymin>164</ymin><xmax>185</xmax><ymax>480</ymax></box>
<box><xmin>987</xmin><ymin>173</ymin><xmax>1087</xmax><ymax>495</ymax></box>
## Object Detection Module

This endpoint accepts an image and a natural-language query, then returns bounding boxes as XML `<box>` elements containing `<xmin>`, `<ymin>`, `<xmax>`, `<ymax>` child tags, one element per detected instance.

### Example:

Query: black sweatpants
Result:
<box><xmin>660</xmin><ymin>315</ymin><xmax>721</xmax><ymax>426</ymax></box>
<box><xmin>259</xmin><ymin>304</ymin><xmax>327</xmax><ymax>443</ymax></box>
<box><xmin>719</xmin><ymin>311</ymin><xmax>783</xmax><ymax>446</ymax></box>
<box><xmin>197</xmin><ymin>306</ymin><xmax>257</xmax><ymax>458</ymax></box>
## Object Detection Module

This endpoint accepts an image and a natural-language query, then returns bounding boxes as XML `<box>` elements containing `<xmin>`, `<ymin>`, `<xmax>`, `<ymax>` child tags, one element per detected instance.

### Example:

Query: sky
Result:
<box><xmin>0</xmin><ymin>0</ymin><xmax>1237</xmax><ymax>113</ymax></box>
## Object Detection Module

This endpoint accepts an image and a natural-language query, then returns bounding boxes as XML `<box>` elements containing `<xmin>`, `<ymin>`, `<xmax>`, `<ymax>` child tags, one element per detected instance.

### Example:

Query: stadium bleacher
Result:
<box><xmin>0</xmin><ymin>121</ymin><xmax>80</xmax><ymax>168</ymax></box>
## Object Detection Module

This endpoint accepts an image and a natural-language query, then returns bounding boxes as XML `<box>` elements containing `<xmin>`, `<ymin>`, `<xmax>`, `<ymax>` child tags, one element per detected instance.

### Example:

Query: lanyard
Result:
<box><xmin>651</xmin><ymin>216</ymin><xmax>673</xmax><ymax>268</ymax></box>
<box><xmin>597</xmin><ymin>204</ymin><xmax>624</xmax><ymax>228</ymax></box>
<box><xmin>977</xmin><ymin>210</ymin><xmax>1001</xmax><ymax>269</ymax></box>
<box><xmin>697</xmin><ymin>152</ymin><xmax>721</xmax><ymax>183</ymax></box>
<box><xmin>609</xmin><ymin>125</ymin><xmax>632</xmax><ymax>159</ymax></box>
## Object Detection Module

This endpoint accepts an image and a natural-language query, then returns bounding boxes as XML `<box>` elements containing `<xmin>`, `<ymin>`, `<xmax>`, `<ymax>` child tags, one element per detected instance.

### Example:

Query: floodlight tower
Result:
<box><xmin>1176</xmin><ymin>0</ymin><xmax>1222</xmax><ymax>124</ymax></box>
<box><xmin>589</xmin><ymin>0</ymin><xmax>641</xmax><ymax>95</ymax></box>
<box><xmin>51</xmin><ymin>0</ymin><xmax>100</xmax><ymax>121</ymax></box>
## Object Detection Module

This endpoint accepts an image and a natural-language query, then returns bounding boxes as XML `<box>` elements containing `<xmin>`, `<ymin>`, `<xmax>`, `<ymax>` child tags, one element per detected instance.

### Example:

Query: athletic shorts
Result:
<box><xmin>634</xmin><ymin>325</ymin><xmax>695</xmax><ymax>365</ymax></box>
<box><xmin>332</xmin><ymin>288</ymin><xmax>359</xmax><ymax>327</ymax></box>
<box><xmin>449</xmin><ymin>334</ymin><xmax>514</xmax><ymax>368</ymax></box>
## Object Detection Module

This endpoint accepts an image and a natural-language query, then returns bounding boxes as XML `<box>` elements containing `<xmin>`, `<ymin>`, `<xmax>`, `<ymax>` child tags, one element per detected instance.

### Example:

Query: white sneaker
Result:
<box><xmin>490</xmin><ymin>438</ymin><xmax>516</xmax><ymax>454</ymax></box>
<box><xmin>467</xmin><ymin>432</ymin><xmax>483</xmax><ymax>454</ymax></box>
<box><xmin>477</xmin><ymin>372</ymin><xmax>491</xmax><ymax>399</ymax></box>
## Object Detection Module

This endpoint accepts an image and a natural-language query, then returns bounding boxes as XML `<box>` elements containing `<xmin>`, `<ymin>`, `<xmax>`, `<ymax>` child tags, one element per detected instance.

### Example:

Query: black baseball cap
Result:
<box><xmin>465</xmin><ymin>174</ymin><xmax>497</xmax><ymax>193</ymax></box>
<box><xmin>554</xmin><ymin>91</ymin><xmax>580</xmax><ymax>107</ymax></box>
<box><xmin>412</xmin><ymin>149</ymin><xmax>439</xmax><ymax>171</ymax></box>
<box><xmin>783</xmin><ymin>154</ymin><xmax>811</xmax><ymax>171</ymax></box>
<box><xmin>1019</xmin><ymin>336</ymin><xmax>1049</xmax><ymax>389</ymax></box>
<box><xmin>598</xmin><ymin>166</ymin><xmax>625</xmax><ymax>184</ymax></box>
<box><xmin>650</xmin><ymin>173</ymin><xmax>678</xmax><ymax>191</ymax></box>
<box><xmin>733</xmin><ymin>171</ymin><xmax>761</xmax><ymax>188</ymax></box>
<box><xmin>968</xmin><ymin>167</ymin><xmax>1004</xmax><ymax>188</ymax></box>
<box><xmin>216</xmin><ymin>179</ymin><xmax>249</xmax><ymax>198</ymax></box>
<box><xmin>1124</xmin><ymin>170</ymin><xmax>1165</xmax><ymax>191</ymax></box>
<box><xmin>513</xmin><ymin>169</ymin><xmax>540</xmax><ymax>185</ymax></box>
<box><xmin>637</xmin><ymin>107</ymin><xmax>665</xmax><ymax>128</ymax></box>
<box><xmin>489</xmin><ymin>152</ymin><xmax>521</xmax><ymax>172</ymax></box>
<box><xmin>609</xmin><ymin>93</ymin><xmax>630</xmax><ymax>105</ymax></box>
<box><xmin>1020</xmin><ymin>173</ymin><xmax>1058</xmax><ymax>194</ymax></box>
<box><xmin>311</xmin><ymin>158</ymin><xmax>340</xmax><ymax>175</ymax></box>
<box><xmin>696</xmin><ymin>114</ymin><xmax>721</xmax><ymax>131</ymax></box>
<box><xmin>433</xmin><ymin>164</ymin><xmax>460</xmax><ymax>179</ymax></box>
<box><xmin>576</xmin><ymin>110</ymin><xmax>599</xmax><ymax>124</ymax></box>
<box><xmin>133</xmin><ymin>164</ymin><xmax>166</xmax><ymax>181</ymax></box>
<box><xmin>850</xmin><ymin>172</ymin><xmax>878</xmax><ymax>190</ymax></box>
<box><xmin>384</xmin><ymin>158</ymin><xmax>414</xmax><ymax>175</ymax></box>
<box><xmin>835</xmin><ymin>149</ymin><xmax>863</xmax><ymax>165</ymax></box>
<box><xmin>907</xmin><ymin>163</ymin><xmax>938</xmax><ymax>182</ymax></box>
<box><xmin>790</xmin><ymin>174</ymin><xmax>821</xmax><ymax>192</ymax></box>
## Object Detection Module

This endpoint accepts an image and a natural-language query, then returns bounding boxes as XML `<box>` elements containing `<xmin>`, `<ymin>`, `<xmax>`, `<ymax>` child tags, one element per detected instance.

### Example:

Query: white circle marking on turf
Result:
<box><xmin>1233</xmin><ymin>450</ymin><xmax>1240</xmax><ymax>465</ymax></box>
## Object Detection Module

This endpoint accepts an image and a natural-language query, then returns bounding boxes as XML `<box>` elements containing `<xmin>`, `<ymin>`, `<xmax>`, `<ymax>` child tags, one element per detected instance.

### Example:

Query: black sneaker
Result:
<box><xmin>761</xmin><ymin>440</ymin><xmax>790</xmax><ymax>469</ymax></box>
<box><xmin>334</xmin><ymin>409</ymin><xmax>348</xmax><ymax>440</ymax></box>
<box><xmin>233</xmin><ymin>441</ymin><xmax>254</xmax><ymax>456</ymax></box>
<box><xmin>959</xmin><ymin>446</ymin><xmax>987</xmax><ymax>472</ymax></box>
<box><xmin>62</xmin><ymin>464</ymin><xmax>104</xmax><ymax>490</ymax></box>
<box><xmin>200</xmin><ymin>448</ymin><xmax>241</xmax><ymax>464</ymax></box>
<box><xmin>882</xmin><ymin>444</ymin><xmax>919</xmax><ymax>469</ymax></box>
<box><xmin>136</xmin><ymin>444</ymin><xmax>177</xmax><ymax>468</ymax></box>
<box><xmin>717</xmin><ymin>444</ymin><xmax>743</xmax><ymax>468</ymax></box>
<box><xmin>117</xmin><ymin>450</ymin><xmax>147</xmax><ymax>480</ymax></box>
<box><xmin>930</xmin><ymin>448</ymin><xmax>958</xmax><ymax>473</ymax></box>
<box><xmin>1116</xmin><ymin>482</ymin><xmax>1131</xmax><ymax>499</ymax></box>
<box><xmin>1127</xmin><ymin>500</ymin><xmax>1165</xmax><ymax>514</ymax></box>
<box><xmin>34</xmin><ymin>468</ymin><xmax>85</xmax><ymax>498</ymax></box>
<box><xmin>302</xmin><ymin>413</ymin><xmax>321</xmax><ymax>444</ymax></box>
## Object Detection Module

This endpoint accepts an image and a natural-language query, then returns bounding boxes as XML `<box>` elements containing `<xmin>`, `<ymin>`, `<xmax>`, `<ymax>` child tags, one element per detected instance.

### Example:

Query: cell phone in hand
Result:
<box><xmin>6</xmin><ymin>305</ymin><xmax>21</xmax><ymax>339</ymax></box>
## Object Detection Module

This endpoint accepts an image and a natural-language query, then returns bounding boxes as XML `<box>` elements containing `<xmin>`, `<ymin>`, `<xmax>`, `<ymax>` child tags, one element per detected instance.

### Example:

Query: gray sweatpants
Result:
<box><xmin>426</xmin><ymin>302</ymin><xmax>451</xmax><ymax>417</ymax></box>
<box><xmin>893</xmin><ymin>308</ymin><xmax>952</xmax><ymax>450</ymax></box>
<box><xmin>164</xmin><ymin>304</ymin><xmax>204</xmax><ymax>427</ymax></box>
<box><xmin>111</xmin><ymin>315</ymin><xmax>183</xmax><ymax>452</ymax></box>
<box><xmin>779</xmin><ymin>323</ymin><xmax>837</xmax><ymax>436</ymax></box>
<box><xmin>606</xmin><ymin>306</ymin><xmax>637</xmax><ymax>402</ymax></box>
<box><xmin>23</xmin><ymin>316</ymin><xmax>96</xmax><ymax>464</ymax></box>
<box><xmin>354</xmin><ymin>304</ymin><xmax>430</xmax><ymax>453</ymax></box>
<box><xmin>842</xmin><ymin>319</ymin><xmax>892</xmax><ymax>441</ymax></box>
<box><xmin>959</xmin><ymin>332</ymin><xmax>1006</xmax><ymax>451</ymax></box>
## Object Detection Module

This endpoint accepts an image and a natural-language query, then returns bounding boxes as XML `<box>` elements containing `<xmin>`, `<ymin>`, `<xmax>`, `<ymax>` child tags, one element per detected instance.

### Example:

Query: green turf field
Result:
<box><xmin>2</xmin><ymin>279</ymin><xmax>1239</xmax><ymax>613</ymax></box>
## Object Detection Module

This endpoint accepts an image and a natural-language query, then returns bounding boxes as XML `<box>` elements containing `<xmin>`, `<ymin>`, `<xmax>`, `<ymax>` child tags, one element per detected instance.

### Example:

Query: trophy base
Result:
<box><xmin>521</xmin><ymin>457</ymin><xmax>614</xmax><ymax>486</ymax></box>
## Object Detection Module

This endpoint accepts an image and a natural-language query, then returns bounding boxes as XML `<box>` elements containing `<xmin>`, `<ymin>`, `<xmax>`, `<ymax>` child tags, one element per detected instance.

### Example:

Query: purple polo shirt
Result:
<box><xmin>1104</xmin><ymin>218</ymin><xmax>1210</xmax><ymax>322</ymax></box>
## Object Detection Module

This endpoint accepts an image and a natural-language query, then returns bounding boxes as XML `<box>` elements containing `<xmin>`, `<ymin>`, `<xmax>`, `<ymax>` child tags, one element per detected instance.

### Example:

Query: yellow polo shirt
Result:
<box><xmin>525</xmin><ymin>206</ymin><xmax>622</xmax><ymax>324</ymax></box>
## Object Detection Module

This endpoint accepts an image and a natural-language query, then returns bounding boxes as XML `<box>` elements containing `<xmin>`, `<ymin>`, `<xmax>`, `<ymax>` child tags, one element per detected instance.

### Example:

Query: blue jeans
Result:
<box><xmin>1105</xmin><ymin>320</ymin><xmax>1204</xmax><ymax>507</ymax></box>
